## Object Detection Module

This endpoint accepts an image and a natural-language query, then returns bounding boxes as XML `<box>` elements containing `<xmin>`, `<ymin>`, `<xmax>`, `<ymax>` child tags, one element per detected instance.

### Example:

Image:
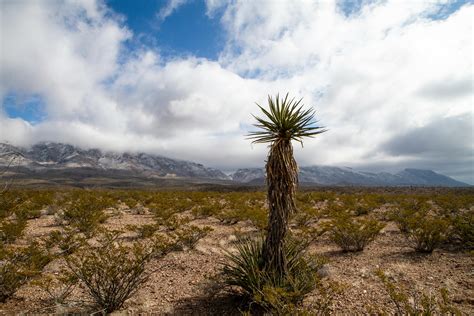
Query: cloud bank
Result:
<box><xmin>0</xmin><ymin>0</ymin><xmax>472</xmax><ymax>183</ymax></box>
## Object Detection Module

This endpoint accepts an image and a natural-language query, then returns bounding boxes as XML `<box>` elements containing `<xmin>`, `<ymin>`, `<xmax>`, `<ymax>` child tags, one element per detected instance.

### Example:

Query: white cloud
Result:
<box><xmin>0</xmin><ymin>0</ymin><xmax>472</xmax><ymax>183</ymax></box>
<box><xmin>157</xmin><ymin>0</ymin><xmax>188</xmax><ymax>22</ymax></box>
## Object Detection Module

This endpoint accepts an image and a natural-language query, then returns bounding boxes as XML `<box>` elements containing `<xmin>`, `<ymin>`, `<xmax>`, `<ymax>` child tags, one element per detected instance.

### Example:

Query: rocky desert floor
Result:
<box><xmin>1</xmin><ymin>202</ymin><xmax>473</xmax><ymax>315</ymax></box>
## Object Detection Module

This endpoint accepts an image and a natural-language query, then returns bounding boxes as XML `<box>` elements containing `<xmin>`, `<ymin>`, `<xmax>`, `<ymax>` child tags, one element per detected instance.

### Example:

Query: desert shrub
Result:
<box><xmin>404</xmin><ymin>216</ymin><xmax>450</xmax><ymax>253</ymax></box>
<box><xmin>0</xmin><ymin>217</ymin><xmax>27</xmax><ymax>244</ymax></box>
<box><xmin>222</xmin><ymin>236</ymin><xmax>326</xmax><ymax>312</ymax></box>
<box><xmin>145</xmin><ymin>192</ymin><xmax>195</xmax><ymax>217</ymax></box>
<box><xmin>122</xmin><ymin>197</ymin><xmax>139</xmax><ymax>209</ymax></box>
<box><xmin>151</xmin><ymin>206</ymin><xmax>177</xmax><ymax>225</ymax></box>
<box><xmin>352</xmin><ymin>194</ymin><xmax>381</xmax><ymax>216</ymax></box>
<box><xmin>296</xmin><ymin>192</ymin><xmax>315</xmax><ymax>205</ymax></box>
<box><xmin>126</xmin><ymin>223</ymin><xmax>160</xmax><ymax>239</ymax></box>
<box><xmin>32</xmin><ymin>273</ymin><xmax>78</xmax><ymax>305</ymax></box>
<box><xmin>173</xmin><ymin>197</ymin><xmax>195</xmax><ymax>212</ymax></box>
<box><xmin>375</xmin><ymin>270</ymin><xmax>461</xmax><ymax>315</ymax></box>
<box><xmin>292</xmin><ymin>204</ymin><xmax>321</xmax><ymax>227</ymax></box>
<box><xmin>327</xmin><ymin>194</ymin><xmax>378</xmax><ymax>218</ymax></box>
<box><xmin>150</xmin><ymin>234</ymin><xmax>179</xmax><ymax>258</ymax></box>
<box><xmin>450</xmin><ymin>211</ymin><xmax>474</xmax><ymax>249</ymax></box>
<box><xmin>61</xmin><ymin>192</ymin><xmax>113</xmax><ymax>237</ymax></box>
<box><xmin>10</xmin><ymin>201</ymin><xmax>42</xmax><ymax>220</ymax></box>
<box><xmin>192</xmin><ymin>203</ymin><xmax>222</xmax><ymax>219</ymax></box>
<box><xmin>172</xmin><ymin>225</ymin><xmax>212</xmax><ymax>250</ymax></box>
<box><xmin>327</xmin><ymin>215</ymin><xmax>385</xmax><ymax>252</ymax></box>
<box><xmin>434</xmin><ymin>193</ymin><xmax>474</xmax><ymax>215</ymax></box>
<box><xmin>0</xmin><ymin>242</ymin><xmax>52</xmax><ymax>302</ymax></box>
<box><xmin>28</xmin><ymin>191</ymin><xmax>55</xmax><ymax>209</ymax></box>
<box><xmin>309</xmin><ymin>191</ymin><xmax>337</xmax><ymax>204</ymax></box>
<box><xmin>219</xmin><ymin>205</ymin><xmax>268</xmax><ymax>230</ymax></box>
<box><xmin>45</xmin><ymin>228</ymin><xmax>86</xmax><ymax>255</ymax></box>
<box><xmin>17</xmin><ymin>192</ymin><xmax>55</xmax><ymax>219</ymax></box>
<box><xmin>293</xmin><ymin>226</ymin><xmax>326</xmax><ymax>244</ymax></box>
<box><xmin>0</xmin><ymin>191</ymin><xmax>28</xmax><ymax>219</ymax></box>
<box><xmin>124</xmin><ymin>222</ymin><xmax>210</xmax><ymax>250</ymax></box>
<box><xmin>162</xmin><ymin>214</ymin><xmax>191</xmax><ymax>231</ymax></box>
<box><xmin>390</xmin><ymin>198</ymin><xmax>429</xmax><ymax>233</ymax></box>
<box><xmin>65</xmin><ymin>230</ymin><xmax>153</xmax><ymax>313</ymax></box>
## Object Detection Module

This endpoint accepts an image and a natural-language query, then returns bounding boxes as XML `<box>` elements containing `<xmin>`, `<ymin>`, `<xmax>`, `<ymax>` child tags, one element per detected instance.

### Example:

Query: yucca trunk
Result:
<box><xmin>262</xmin><ymin>139</ymin><xmax>298</xmax><ymax>277</ymax></box>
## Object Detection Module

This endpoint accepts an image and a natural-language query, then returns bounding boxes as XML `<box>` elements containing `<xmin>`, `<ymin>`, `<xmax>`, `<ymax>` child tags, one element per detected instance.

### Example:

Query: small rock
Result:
<box><xmin>318</xmin><ymin>264</ymin><xmax>331</xmax><ymax>278</ymax></box>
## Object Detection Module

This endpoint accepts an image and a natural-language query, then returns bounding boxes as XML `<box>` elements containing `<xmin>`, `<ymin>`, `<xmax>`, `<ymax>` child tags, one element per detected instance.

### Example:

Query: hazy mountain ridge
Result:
<box><xmin>231</xmin><ymin>166</ymin><xmax>468</xmax><ymax>187</ymax></box>
<box><xmin>0</xmin><ymin>142</ymin><xmax>468</xmax><ymax>187</ymax></box>
<box><xmin>0</xmin><ymin>142</ymin><xmax>230</xmax><ymax>180</ymax></box>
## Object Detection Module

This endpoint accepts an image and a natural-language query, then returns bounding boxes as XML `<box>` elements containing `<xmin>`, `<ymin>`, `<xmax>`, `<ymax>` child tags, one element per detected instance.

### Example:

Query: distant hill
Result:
<box><xmin>231</xmin><ymin>166</ymin><xmax>468</xmax><ymax>187</ymax></box>
<box><xmin>0</xmin><ymin>142</ymin><xmax>468</xmax><ymax>188</ymax></box>
<box><xmin>0</xmin><ymin>142</ymin><xmax>230</xmax><ymax>183</ymax></box>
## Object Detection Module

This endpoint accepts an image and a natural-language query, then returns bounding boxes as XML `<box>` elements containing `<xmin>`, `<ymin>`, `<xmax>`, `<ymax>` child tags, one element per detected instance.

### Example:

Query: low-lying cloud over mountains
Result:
<box><xmin>0</xmin><ymin>143</ymin><xmax>468</xmax><ymax>187</ymax></box>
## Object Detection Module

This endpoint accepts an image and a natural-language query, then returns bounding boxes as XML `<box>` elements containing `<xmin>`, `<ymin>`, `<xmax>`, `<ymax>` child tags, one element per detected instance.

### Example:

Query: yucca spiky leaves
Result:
<box><xmin>248</xmin><ymin>93</ymin><xmax>326</xmax><ymax>145</ymax></box>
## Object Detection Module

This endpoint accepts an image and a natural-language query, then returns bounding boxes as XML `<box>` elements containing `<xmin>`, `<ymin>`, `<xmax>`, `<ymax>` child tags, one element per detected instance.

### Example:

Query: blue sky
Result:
<box><xmin>1</xmin><ymin>0</ymin><xmax>473</xmax><ymax>183</ymax></box>
<box><xmin>107</xmin><ymin>0</ymin><xmax>225</xmax><ymax>60</ymax></box>
<box><xmin>3</xmin><ymin>92</ymin><xmax>46</xmax><ymax>123</ymax></box>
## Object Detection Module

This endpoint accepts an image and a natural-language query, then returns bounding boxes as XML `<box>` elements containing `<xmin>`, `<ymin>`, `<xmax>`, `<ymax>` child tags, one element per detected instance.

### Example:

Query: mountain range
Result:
<box><xmin>232</xmin><ymin>166</ymin><xmax>468</xmax><ymax>187</ymax></box>
<box><xmin>0</xmin><ymin>142</ymin><xmax>468</xmax><ymax>187</ymax></box>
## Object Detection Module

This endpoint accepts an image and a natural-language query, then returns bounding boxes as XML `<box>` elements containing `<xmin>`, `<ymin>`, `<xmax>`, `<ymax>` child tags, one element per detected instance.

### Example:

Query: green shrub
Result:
<box><xmin>151</xmin><ymin>207</ymin><xmax>177</xmax><ymax>225</ymax></box>
<box><xmin>162</xmin><ymin>214</ymin><xmax>191</xmax><ymax>231</ymax></box>
<box><xmin>222</xmin><ymin>236</ymin><xmax>326</xmax><ymax>312</ymax></box>
<box><xmin>15</xmin><ymin>205</ymin><xmax>42</xmax><ymax>220</ymax></box>
<box><xmin>404</xmin><ymin>216</ymin><xmax>450</xmax><ymax>253</ymax></box>
<box><xmin>172</xmin><ymin>225</ymin><xmax>212</xmax><ymax>250</ymax></box>
<box><xmin>375</xmin><ymin>270</ymin><xmax>461</xmax><ymax>315</ymax></box>
<box><xmin>434</xmin><ymin>193</ymin><xmax>474</xmax><ymax>214</ymax></box>
<box><xmin>450</xmin><ymin>211</ymin><xmax>474</xmax><ymax>250</ymax></box>
<box><xmin>61</xmin><ymin>192</ymin><xmax>113</xmax><ymax>237</ymax></box>
<box><xmin>292</xmin><ymin>204</ymin><xmax>321</xmax><ymax>227</ymax></box>
<box><xmin>0</xmin><ymin>217</ymin><xmax>27</xmax><ymax>244</ymax></box>
<box><xmin>192</xmin><ymin>203</ymin><xmax>221</xmax><ymax>218</ymax></box>
<box><xmin>391</xmin><ymin>198</ymin><xmax>429</xmax><ymax>233</ymax></box>
<box><xmin>65</xmin><ymin>230</ymin><xmax>153</xmax><ymax>313</ymax></box>
<box><xmin>292</xmin><ymin>226</ymin><xmax>326</xmax><ymax>244</ymax></box>
<box><xmin>327</xmin><ymin>215</ymin><xmax>384</xmax><ymax>252</ymax></box>
<box><xmin>126</xmin><ymin>223</ymin><xmax>160</xmax><ymax>239</ymax></box>
<box><xmin>122</xmin><ymin>197</ymin><xmax>139</xmax><ymax>209</ymax></box>
<box><xmin>32</xmin><ymin>273</ymin><xmax>78</xmax><ymax>305</ymax></box>
<box><xmin>45</xmin><ymin>228</ymin><xmax>86</xmax><ymax>255</ymax></box>
<box><xmin>0</xmin><ymin>191</ymin><xmax>28</xmax><ymax>219</ymax></box>
<box><xmin>0</xmin><ymin>242</ymin><xmax>52</xmax><ymax>302</ymax></box>
<box><xmin>150</xmin><ymin>234</ymin><xmax>178</xmax><ymax>258</ymax></box>
<box><xmin>219</xmin><ymin>205</ymin><xmax>268</xmax><ymax>230</ymax></box>
<box><xmin>352</xmin><ymin>195</ymin><xmax>381</xmax><ymax>216</ymax></box>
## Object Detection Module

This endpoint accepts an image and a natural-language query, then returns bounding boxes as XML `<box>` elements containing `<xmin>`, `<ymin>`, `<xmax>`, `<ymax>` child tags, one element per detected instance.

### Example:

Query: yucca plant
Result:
<box><xmin>248</xmin><ymin>93</ymin><xmax>326</xmax><ymax>277</ymax></box>
<box><xmin>222</xmin><ymin>236</ymin><xmax>325</xmax><ymax>311</ymax></box>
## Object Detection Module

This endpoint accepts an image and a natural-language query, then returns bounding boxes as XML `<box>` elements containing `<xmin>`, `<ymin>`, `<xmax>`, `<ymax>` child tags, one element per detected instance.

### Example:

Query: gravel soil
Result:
<box><xmin>1</xmin><ymin>208</ymin><xmax>473</xmax><ymax>315</ymax></box>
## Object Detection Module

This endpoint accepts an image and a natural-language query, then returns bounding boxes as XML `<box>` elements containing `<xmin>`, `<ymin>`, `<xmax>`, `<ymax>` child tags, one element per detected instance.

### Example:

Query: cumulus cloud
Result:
<box><xmin>0</xmin><ymin>0</ymin><xmax>472</xmax><ymax>183</ymax></box>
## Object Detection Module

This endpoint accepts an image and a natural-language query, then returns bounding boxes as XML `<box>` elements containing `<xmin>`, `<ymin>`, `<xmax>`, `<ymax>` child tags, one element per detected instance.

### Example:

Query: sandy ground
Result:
<box><xmin>1</xmin><ymin>207</ymin><xmax>473</xmax><ymax>315</ymax></box>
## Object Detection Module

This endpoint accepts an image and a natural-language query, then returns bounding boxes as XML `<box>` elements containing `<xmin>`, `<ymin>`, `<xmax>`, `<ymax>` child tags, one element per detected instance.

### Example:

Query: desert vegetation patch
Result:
<box><xmin>0</xmin><ymin>187</ymin><xmax>472</xmax><ymax>314</ymax></box>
